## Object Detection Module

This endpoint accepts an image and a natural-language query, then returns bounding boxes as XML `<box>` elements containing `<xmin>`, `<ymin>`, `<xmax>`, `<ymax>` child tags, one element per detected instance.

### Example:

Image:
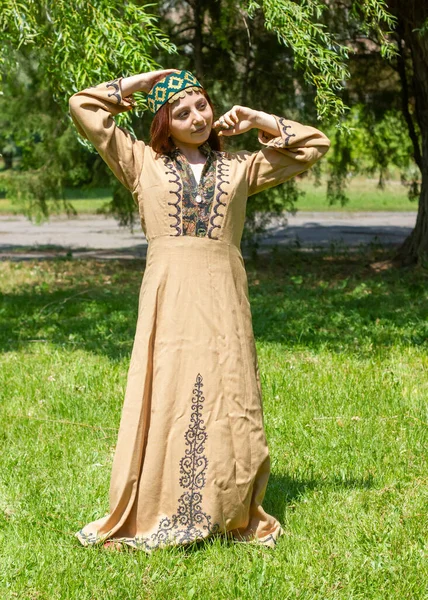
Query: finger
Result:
<box><xmin>218</xmin><ymin>127</ymin><xmax>237</xmax><ymax>137</ymax></box>
<box><xmin>216</xmin><ymin>113</ymin><xmax>234</xmax><ymax>128</ymax></box>
<box><xmin>223</xmin><ymin>113</ymin><xmax>235</xmax><ymax>128</ymax></box>
<box><xmin>153</xmin><ymin>69</ymin><xmax>180</xmax><ymax>84</ymax></box>
<box><xmin>213</xmin><ymin>118</ymin><xmax>232</xmax><ymax>130</ymax></box>
<box><xmin>229</xmin><ymin>108</ymin><xmax>239</xmax><ymax>124</ymax></box>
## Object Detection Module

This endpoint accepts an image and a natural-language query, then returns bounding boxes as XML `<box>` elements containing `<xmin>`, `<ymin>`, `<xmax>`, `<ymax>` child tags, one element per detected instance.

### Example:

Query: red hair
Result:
<box><xmin>150</xmin><ymin>89</ymin><xmax>222</xmax><ymax>155</ymax></box>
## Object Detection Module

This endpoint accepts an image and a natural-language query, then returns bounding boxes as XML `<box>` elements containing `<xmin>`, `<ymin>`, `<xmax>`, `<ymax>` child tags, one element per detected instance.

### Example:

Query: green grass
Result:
<box><xmin>0</xmin><ymin>187</ymin><xmax>112</xmax><ymax>215</ymax></box>
<box><xmin>0</xmin><ymin>178</ymin><xmax>418</xmax><ymax>215</ymax></box>
<box><xmin>298</xmin><ymin>176</ymin><xmax>418</xmax><ymax>212</ymax></box>
<box><xmin>0</xmin><ymin>248</ymin><xmax>427</xmax><ymax>599</ymax></box>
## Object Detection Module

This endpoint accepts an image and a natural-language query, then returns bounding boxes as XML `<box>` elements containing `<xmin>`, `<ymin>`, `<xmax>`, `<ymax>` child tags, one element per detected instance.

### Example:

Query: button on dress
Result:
<box><xmin>69</xmin><ymin>77</ymin><xmax>330</xmax><ymax>551</ymax></box>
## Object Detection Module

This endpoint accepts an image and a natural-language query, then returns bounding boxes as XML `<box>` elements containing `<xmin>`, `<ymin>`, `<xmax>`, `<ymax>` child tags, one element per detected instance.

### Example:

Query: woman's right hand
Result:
<box><xmin>139</xmin><ymin>69</ymin><xmax>181</xmax><ymax>94</ymax></box>
<box><xmin>120</xmin><ymin>69</ymin><xmax>180</xmax><ymax>98</ymax></box>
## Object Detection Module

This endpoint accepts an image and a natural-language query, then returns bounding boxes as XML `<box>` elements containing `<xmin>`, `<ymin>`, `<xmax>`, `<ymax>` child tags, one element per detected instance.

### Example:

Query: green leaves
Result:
<box><xmin>0</xmin><ymin>0</ymin><xmax>178</xmax><ymax>221</ymax></box>
<box><xmin>244</xmin><ymin>0</ymin><xmax>398</xmax><ymax>125</ymax></box>
<box><xmin>245</xmin><ymin>0</ymin><xmax>351</xmax><ymax>122</ymax></box>
<box><xmin>352</xmin><ymin>0</ymin><xmax>397</xmax><ymax>61</ymax></box>
<box><xmin>0</xmin><ymin>0</ymin><xmax>177</xmax><ymax>112</ymax></box>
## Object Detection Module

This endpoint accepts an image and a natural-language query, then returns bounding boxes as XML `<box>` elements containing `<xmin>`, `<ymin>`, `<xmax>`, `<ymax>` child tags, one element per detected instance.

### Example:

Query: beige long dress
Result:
<box><xmin>69</xmin><ymin>78</ymin><xmax>330</xmax><ymax>551</ymax></box>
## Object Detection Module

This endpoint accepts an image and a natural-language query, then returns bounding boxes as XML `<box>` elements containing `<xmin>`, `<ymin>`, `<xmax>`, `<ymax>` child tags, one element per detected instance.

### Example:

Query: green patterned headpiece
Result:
<box><xmin>147</xmin><ymin>70</ymin><xmax>204</xmax><ymax>115</ymax></box>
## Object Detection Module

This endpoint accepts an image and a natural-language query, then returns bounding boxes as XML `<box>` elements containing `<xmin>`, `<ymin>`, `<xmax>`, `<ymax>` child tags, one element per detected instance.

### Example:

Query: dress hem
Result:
<box><xmin>75</xmin><ymin>522</ymin><xmax>284</xmax><ymax>552</ymax></box>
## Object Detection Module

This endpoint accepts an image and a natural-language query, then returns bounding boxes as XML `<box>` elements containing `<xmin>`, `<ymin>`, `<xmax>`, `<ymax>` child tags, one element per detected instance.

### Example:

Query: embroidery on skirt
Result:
<box><xmin>129</xmin><ymin>372</ymin><xmax>220</xmax><ymax>550</ymax></box>
<box><xmin>76</xmin><ymin>373</ymin><xmax>220</xmax><ymax>550</ymax></box>
<box><xmin>76</xmin><ymin>530</ymin><xmax>100</xmax><ymax>545</ymax></box>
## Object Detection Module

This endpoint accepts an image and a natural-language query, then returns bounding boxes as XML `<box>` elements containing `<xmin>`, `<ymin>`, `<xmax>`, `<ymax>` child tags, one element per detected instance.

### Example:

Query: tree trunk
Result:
<box><xmin>191</xmin><ymin>0</ymin><xmax>205</xmax><ymax>79</ymax></box>
<box><xmin>2</xmin><ymin>151</ymin><xmax>13</xmax><ymax>170</ymax></box>
<box><xmin>239</xmin><ymin>9</ymin><xmax>253</xmax><ymax>106</ymax></box>
<box><xmin>398</xmin><ymin>165</ymin><xmax>428</xmax><ymax>265</ymax></box>
<box><xmin>391</xmin><ymin>2</ymin><xmax>428</xmax><ymax>264</ymax></box>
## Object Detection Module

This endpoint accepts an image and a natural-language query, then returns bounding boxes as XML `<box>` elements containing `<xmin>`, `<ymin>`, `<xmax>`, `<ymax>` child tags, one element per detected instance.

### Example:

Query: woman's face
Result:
<box><xmin>169</xmin><ymin>91</ymin><xmax>213</xmax><ymax>147</ymax></box>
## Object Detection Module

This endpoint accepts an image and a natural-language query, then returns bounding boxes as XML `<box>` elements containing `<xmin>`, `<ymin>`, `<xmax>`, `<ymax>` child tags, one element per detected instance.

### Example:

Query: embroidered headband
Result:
<box><xmin>147</xmin><ymin>70</ymin><xmax>204</xmax><ymax>115</ymax></box>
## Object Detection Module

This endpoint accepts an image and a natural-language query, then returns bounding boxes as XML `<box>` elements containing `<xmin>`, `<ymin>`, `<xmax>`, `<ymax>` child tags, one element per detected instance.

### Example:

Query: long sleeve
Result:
<box><xmin>69</xmin><ymin>78</ymin><xmax>145</xmax><ymax>195</ymax></box>
<box><xmin>239</xmin><ymin>115</ymin><xmax>330</xmax><ymax>197</ymax></box>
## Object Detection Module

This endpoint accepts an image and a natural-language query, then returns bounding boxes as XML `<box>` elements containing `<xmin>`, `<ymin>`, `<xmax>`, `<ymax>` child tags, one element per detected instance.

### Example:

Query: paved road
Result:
<box><xmin>0</xmin><ymin>212</ymin><xmax>417</xmax><ymax>260</ymax></box>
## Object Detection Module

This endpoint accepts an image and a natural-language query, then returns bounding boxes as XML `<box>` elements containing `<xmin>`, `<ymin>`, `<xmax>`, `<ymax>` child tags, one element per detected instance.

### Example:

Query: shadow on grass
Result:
<box><xmin>0</xmin><ymin>258</ymin><xmax>144</xmax><ymax>360</ymax></box>
<box><xmin>148</xmin><ymin>471</ymin><xmax>377</xmax><ymax>557</ymax></box>
<box><xmin>263</xmin><ymin>471</ymin><xmax>375</xmax><ymax>521</ymax></box>
<box><xmin>249</xmin><ymin>246</ymin><xmax>427</xmax><ymax>354</ymax></box>
<box><xmin>0</xmin><ymin>247</ymin><xmax>427</xmax><ymax>359</ymax></box>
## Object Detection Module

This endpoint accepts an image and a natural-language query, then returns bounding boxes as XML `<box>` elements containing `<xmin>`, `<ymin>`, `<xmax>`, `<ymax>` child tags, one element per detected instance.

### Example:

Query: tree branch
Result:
<box><xmin>171</xmin><ymin>25</ymin><xmax>196</xmax><ymax>36</ymax></box>
<box><xmin>395</xmin><ymin>26</ymin><xmax>422</xmax><ymax>171</ymax></box>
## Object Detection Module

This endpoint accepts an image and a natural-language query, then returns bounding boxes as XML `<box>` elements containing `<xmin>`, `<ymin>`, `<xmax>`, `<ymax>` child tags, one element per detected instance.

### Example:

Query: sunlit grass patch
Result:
<box><xmin>298</xmin><ymin>175</ymin><xmax>416</xmax><ymax>212</ymax></box>
<box><xmin>0</xmin><ymin>249</ymin><xmax>427</xmax><ymax>599</ymax></box>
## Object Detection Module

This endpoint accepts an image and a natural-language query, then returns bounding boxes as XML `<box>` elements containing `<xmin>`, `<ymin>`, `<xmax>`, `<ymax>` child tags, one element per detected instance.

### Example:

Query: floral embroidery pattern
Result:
<box><xmin>261</xmin><ymin>533</ymin><xmax>278</xmax><ymax>546</ymax></box>
<box><xmin>76</xmin><ymin>373</ymin><xmax>219</xmax><ymax>551</ymax></box>
<box><xmin>106</xmin><ymin>79</ymin><xmax>121</xmax><ymax>104</ymax></box>
<box><xmin>76</xmin><ymin>530</ymin><xmax>100</xmax><ymax>545</ymax></box>
<box><xmin>277</xmin><ymin>117</ymin><xmax>296</xmax><ymax>146</ymax></box>
<box><xmin>171</xmin><ymin>144</ymin><xmax>216</xmax><ymax>237</ymax></box>
<box><xmin>130</xmin><ymin>373</ymin><xmax>219</xmax><ymax>550</ymax></box>
<box><xmin>162</xmin><ymin>155</ymin><xmax>183</xmax><ymax>236</ymax></box>
<box><xmin>208</xmin><ymin>153</ymin><xmax>229</xmax><ymax>239</ymax></box>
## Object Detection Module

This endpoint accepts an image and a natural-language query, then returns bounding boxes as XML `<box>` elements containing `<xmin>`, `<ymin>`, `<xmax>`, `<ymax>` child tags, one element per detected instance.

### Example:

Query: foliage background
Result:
<box><xmin>2</xmin><ymin>0</ymin><xmax>428</xmax><ymax>265</ymax></box>
<box><xmin>0</xmin><ymin>0</ymin><xmax>417</xmax><ymax>227</ymax></box>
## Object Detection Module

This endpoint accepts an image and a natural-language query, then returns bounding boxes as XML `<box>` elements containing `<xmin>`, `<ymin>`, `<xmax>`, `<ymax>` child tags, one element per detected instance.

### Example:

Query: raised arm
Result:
<box><xmin>69</xmin><ymin>78</ymin><xmax>145</xmax><ymax>194</ymax></box>
<box><xmin>214</xmin><ymin>107</ymin><xmax>331</xmax><ymax>196</ymax></box>
<box><xmin>68</xmin><ymin>70</ymin><xmax>179</xmax><ymax>195</ymax></box>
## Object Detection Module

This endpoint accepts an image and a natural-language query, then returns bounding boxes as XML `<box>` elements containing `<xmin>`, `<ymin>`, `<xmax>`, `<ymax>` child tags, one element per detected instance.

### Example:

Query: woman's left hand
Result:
<box><xmin>213</xmin><ymin>106</ymin><xmax>260</xmax><ymax>136</ymax></box>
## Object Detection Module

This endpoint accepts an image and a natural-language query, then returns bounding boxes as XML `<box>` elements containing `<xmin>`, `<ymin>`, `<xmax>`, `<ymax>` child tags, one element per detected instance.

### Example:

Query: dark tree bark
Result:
<box><xmin>239</xmin><ymin>9</ymin><xmax>253</xmax><ymax>106</ymax></box>
<box><xmin>389</xmin><ymin>2</ymin><xmax>428</xmax><ymax>264</ymax></box>
<box><xmin>2</xmin><ymin>151</ymin><xmax>13</xmax><ymax>170</ymax></box>
<box><xmin>188</xmin><ymin>0</ymin><xmax>205</xmax><ymax>80</ymax></box>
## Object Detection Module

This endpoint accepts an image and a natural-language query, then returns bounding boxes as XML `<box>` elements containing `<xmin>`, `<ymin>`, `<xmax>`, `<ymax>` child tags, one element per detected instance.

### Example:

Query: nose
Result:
<box><xmin>192</xmin><ymin>108</ymin><xmax>205</xmax><ymax>124</ymax></box>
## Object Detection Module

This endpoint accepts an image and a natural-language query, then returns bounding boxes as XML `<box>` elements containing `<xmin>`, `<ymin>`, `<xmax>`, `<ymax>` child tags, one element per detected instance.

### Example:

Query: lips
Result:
<box><xmin>193</xmin><ymin>126</ymin><xmax>207</xmax><ymax>133</ymax></box>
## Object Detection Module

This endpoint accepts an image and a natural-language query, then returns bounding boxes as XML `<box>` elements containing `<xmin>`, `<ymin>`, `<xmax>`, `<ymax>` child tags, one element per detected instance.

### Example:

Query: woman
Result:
<box><xmin>69</xmin><ymin>68</ymin><xmax>330</xmax><ymax>552</ymax></box>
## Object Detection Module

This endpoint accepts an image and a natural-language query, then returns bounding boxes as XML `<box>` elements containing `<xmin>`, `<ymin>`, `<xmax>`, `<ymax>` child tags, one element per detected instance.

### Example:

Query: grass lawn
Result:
<box><xmin>0</xmin><ymin>187</ymin><xmax>113</xmax><ymax>216</ymax></box>
<box><xmin>0</xmin><ymin>177</ymin><xmax>418</xmax><ymax>215</ymax></box>
<box><xmin>0</xmin><ymin>248</ymin><xmax>427</xmax><ymax>599</ymax></box>
<box><xmin>297</xmin><ymin>176</ymin><xmax>418</xmax><ymax>212</ymax></box>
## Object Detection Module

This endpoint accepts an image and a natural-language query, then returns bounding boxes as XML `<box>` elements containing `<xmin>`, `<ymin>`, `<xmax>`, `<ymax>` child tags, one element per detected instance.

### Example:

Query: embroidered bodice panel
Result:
<box><xmin>168</xmin><ymin>143</ymin><xmax>216</xmax><ymax>238</ymax></box>
<box><xmin>69</xmin><ymin>78</ymin><xmax>331</xmax><ymax>247</ymax></box>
